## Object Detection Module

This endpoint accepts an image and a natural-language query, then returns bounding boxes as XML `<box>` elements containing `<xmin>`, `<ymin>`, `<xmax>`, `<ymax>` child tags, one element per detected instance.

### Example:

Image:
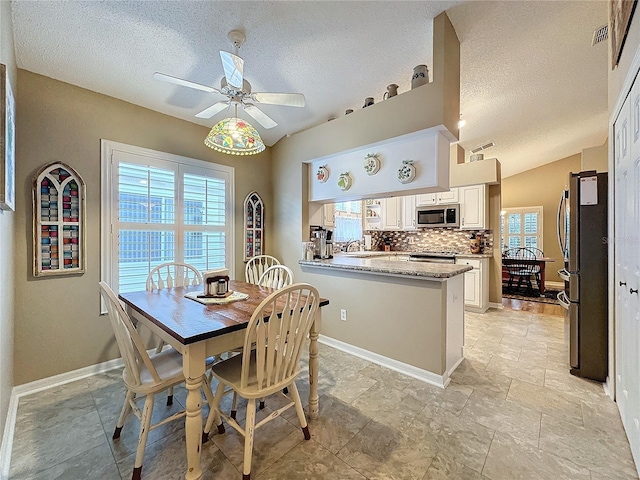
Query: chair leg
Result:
<box><xmin>243</xmin><ymin>399</ymin><xmax>257</xmax><ymax>480</ymax></box>
<box><xmin>259</xmin><ymin>398</ymin><xmax>265</xmax><ymax>410</ymax></box>
<box><xmin>204</xmin><ymin>381</ymin><xmax>226</xmax><ymax>437</ymax></box>
<box><xmin>201</xmin><ymin>375</ymin><xmax>222</xmax><ymax>443</ymax></box>
<box><xmin>113</xmin><ymin>389</ymin><xmax>135</xmax><ymax>439</ymax></box>
<box><xmin>231</xmin><ymin>392</ymin><xmax>239</xmax><ymax>420</ymax></box>
<box><xmin>288</xmin><ymin>381</ymin><xmax>311</xmax><ymax>440</ymax></box>
<box><xmin>132</xmin><ymin>393</ymin><xmax>155</xmax><ymax>480</ymax></box>
<box><xmin>166</xmin><ymin>386</ymin><xmax>174</xmax><ymax>406</ymax></box>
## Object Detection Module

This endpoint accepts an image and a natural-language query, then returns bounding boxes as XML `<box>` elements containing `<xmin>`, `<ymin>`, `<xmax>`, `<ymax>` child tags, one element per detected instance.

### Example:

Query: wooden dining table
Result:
<box><xmin>501</xmin><ymin>256</ymin><xmax>556</xmax><ymax>294</ymax></box>
<box><xmin>119</xmin><ymin>280</ymin><xmax>329</xmax><ymax>480</ymax></box>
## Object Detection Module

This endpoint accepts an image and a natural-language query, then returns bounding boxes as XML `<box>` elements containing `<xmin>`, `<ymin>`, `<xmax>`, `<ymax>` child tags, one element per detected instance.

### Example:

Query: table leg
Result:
<box><xmin>539</xmin><ymin>262</ymin><xmax>546</xmax><ymax>294</ymax></box>
<box><xmin>183</xmin><ymin>343</ymin><xmax>206</xmax><ymax>480</ymax></box>
<box><xmin>308</xmin><ymin>310</ymin><xmax>321</xmax><ymax>419</ymax></box>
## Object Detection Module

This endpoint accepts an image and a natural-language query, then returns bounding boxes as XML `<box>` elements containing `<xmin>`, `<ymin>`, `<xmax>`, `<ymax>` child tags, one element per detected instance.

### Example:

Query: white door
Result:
<box><xmin>615</xmin><ymin>78</ymin><xmax>640</xmax><ymax>469</ymax></box>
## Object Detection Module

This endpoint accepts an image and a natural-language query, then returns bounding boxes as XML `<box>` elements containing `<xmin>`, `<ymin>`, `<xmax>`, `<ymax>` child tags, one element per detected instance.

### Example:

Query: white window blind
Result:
<box><xmin>101</xmin><ymin>140</ymin><xmax>234</xmax><ymax>295</ymax></box>
<box><xmin>334</xmin><ymin>201</ymin><xmax>363</xmax><ymax>242</ymax></box>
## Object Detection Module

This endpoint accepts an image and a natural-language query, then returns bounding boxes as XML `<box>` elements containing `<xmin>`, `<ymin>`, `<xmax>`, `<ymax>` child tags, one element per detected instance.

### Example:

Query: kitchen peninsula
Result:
<box><xmin>300</xmin><ymin>254</ymin><xmax>472</xmax><ymax>388</ymax></box>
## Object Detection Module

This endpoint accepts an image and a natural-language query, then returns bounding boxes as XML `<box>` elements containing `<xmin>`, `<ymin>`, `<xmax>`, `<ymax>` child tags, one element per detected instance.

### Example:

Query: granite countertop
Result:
<box><xmin>299</xmin><ymin>255</ymin><xmax>473</xmax><ymax>279</ymax></box>
<box><xmin>334</xmin><ymin>251</ymin><xmax>493</xmax><ymax>259</ymax></box>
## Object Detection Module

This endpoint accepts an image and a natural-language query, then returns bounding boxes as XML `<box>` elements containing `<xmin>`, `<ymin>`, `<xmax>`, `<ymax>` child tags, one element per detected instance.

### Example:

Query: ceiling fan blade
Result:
<box><xmin>153</xmin><ymin>72</ymin><xmax>221</xmax><ymax>94</ymax></box>
<box><xmin>195</xmin><ymin>101</ymin><xmax>230</xmax><ymax>119</ymax></box>
<box><xmin>219</xmin><ymin>51</ymin><xmax>244</xmax><ymax>89</ymax></box>
<box><xmin>251</xmin><ymin>92</ymin><xmax>305</xmax><ymax>107</ymax></box>
<box><xmin>243</xmin><ymin>104</ymin><xmax>277</xmax><ymax>129</ymax></box>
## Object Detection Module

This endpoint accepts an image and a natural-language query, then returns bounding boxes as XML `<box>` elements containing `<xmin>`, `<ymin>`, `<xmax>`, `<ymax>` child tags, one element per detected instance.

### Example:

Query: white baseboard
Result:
<box><xmin>319</xmin><ymin>334</ymin><xmax>451</xmax><ymax>388</ymax></box>
<box><xmin>0</xmin><ymin>356</ymin><xmax>125</xmax><ymax>479</ymax></box>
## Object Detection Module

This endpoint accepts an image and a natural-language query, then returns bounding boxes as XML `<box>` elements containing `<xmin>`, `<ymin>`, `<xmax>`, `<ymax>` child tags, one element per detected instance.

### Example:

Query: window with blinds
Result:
<box><xmin>500</xmin><ymin>207</ymin><xmax>543</xmax><ymax>252</ymax></box>
<box><xmin>101</xmin><ymin>141</ymin><xmax>234</xmax><ymax>294</ymax></box>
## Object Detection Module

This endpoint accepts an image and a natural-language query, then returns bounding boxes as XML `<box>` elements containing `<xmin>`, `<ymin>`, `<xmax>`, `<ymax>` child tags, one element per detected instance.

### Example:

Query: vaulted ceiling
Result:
<box><xmin>11</xmin><ymin>1</ymin><xmax>608</xmax><ymax>177</ymax></box>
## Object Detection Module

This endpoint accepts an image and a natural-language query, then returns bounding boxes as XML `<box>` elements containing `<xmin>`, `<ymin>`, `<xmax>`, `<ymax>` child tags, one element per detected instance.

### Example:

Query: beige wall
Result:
<box><xmin>502</xmin><ymin>153</ymin><xmax>581</xmax><ymax>283</ymax></box>
<box><xmin>13</xmin><ymin>71</ymin><xmax>272</xmax><ymax>385</ymax></box>
<box><xmin>271</xmin><ymin>13</ymin><xmax>460</xmax><ymax>347</ymax></box>
<box><xmin>0</xmin><ymin>0</ymin><xmax>16</xmax><ymax>444</ymax></box>
<box><xmin>582</xmin><ymin>139</ymin><xmax>608</xmax><ymax>172</ymax></box>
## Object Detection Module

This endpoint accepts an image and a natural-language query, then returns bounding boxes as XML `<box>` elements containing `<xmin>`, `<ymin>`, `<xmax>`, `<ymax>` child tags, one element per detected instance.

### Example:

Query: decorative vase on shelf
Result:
<box><xmin>469</xmin><ymin>233</ymin><xmax>481</xmax><ymax>254</ymax></box>
<box><xmin>411</xmin><ymin>64</ymin><xmax>429</xmax><ymax>89</ymax></box>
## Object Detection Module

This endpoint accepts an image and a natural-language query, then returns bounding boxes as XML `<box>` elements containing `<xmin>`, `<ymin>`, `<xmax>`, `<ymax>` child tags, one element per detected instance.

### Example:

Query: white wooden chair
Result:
<box><xmin>245</xmin><ymin>255</ymin><xmax>280</xmax><ymax>284</ymax></box>
<box><xmin>257</xmin><ymin>265</ymin><xmax>294</xmax><ymax>289</ymax></box>
<box><xmin>146</xmin><ymin>262</ymin><xmax>202</xmax><ymax>291</ymax></box>
<box><xmin>99</xmin><ymin>281</ymin><xmax>220</xmax><ymax>480</ymax></box>
<box><xmin>204</xmin><ymin>283</ymin><xmax>320</xmax><ymax>480</ymax></box>
<box><xmin>146</xmin><ymin>262</ymin><xmax>203</xmax><ymax>405</ymax></box>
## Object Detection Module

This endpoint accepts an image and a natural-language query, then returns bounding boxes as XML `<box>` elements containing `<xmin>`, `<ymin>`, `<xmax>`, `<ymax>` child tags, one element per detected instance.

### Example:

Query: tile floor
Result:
<box><xmin>9</xmin><ymin>306</ymin><xmax>638</xmax><ymax>479</ymax></box>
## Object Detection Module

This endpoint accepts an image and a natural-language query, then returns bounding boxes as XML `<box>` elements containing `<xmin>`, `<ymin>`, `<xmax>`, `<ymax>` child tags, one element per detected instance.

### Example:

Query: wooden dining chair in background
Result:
<box><xmin>257</xmin><ymin>264</ymin><xmax>294</xmax><ymax>289</ymax></box>
<box><xmin>503</xmin><ymin>247</ymin><xmax>542</xmax><ymax>295</ymax></box>
<box><xmin>146</xmin><ymin>262</ymin><xmax>203</xmax><ymax>405</ymax></box>
<box><xmin>245</xmin><ymin>255</ymin><xmax>280</xmax><ymax>284</ymax></box>
<box><xmin>99</xmin><ymin>281</ymin><xmax>220</xmax><ymax>480</ymax></box>
<box><xmin>204</xmin><ymin>283</ymin><xmax>320</xmax><ymax>480</ymax></box>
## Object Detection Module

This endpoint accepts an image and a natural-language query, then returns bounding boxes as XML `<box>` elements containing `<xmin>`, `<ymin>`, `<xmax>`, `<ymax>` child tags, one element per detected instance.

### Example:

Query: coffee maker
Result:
<box><xmin>310</xmin><ymin>226</ymin><xmax>333</xmax><ymax>259</ymax></box>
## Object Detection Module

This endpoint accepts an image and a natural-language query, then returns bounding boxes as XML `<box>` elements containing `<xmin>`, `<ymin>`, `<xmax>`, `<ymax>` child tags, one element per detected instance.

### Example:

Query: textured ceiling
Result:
<box><xmin>11</xmin><ymin>0</ymin><xmax>608</xmax><ymax>178</ymax></box>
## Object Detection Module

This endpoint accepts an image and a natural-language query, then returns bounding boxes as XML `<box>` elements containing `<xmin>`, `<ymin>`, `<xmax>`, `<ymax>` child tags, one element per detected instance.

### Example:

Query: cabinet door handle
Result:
<box><xmin>631</xmin><ymin>288</ymin><xmax>638</xmax><ymax>295</ymax></box>
<box><xmin>620</xmin><ymin>281</ymin><xmax>627</xmax><ymax>286</ymax></box>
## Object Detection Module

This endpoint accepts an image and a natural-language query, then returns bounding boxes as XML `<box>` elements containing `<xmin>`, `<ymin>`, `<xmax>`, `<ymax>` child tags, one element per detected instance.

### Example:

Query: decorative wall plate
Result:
<box><xmin>338</xmin><ymin>172</ymin><xmax>352</xmax><ymax>191</ymax></box>
<box><xmin>397</xmin><ymin>160</ymin><xmax>416</xmax><ymax>184</ymax></box>
<box><xmin>363</xmin><ymin>153</ymin><xmax>381</xmax><ymax>175</ymax></box>
<box><xmin>316</xmin><ymin>165</ymin><xmax>329</xmax><ymax>183</ymax></box>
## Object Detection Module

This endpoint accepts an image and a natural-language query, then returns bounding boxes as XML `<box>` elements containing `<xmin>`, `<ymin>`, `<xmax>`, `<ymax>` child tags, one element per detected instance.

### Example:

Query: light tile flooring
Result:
<box><xmin>9</xmin><ymin>306</ymin><xmax>639</xmax><ymax>479</ymax></box>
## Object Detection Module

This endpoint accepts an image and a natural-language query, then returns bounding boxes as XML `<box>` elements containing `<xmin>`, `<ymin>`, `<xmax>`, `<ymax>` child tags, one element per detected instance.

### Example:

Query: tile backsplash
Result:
<box><xmin>367</xmin><ymin>228</ymin><xmax>493</xmax><ymax>253</ymax></box>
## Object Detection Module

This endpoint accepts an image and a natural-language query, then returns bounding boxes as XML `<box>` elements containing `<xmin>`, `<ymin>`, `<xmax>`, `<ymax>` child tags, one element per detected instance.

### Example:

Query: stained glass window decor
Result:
<box><xmin>33</xmin><ymin>162</ymin><xmax>85</xmax><ymax>276</ymax></box>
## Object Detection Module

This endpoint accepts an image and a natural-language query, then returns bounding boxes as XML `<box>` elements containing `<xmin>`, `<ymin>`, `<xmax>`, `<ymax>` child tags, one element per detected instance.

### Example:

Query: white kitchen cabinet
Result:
<box><xmin>416</xmin><ymin>193</ymin><xmax>437</xmax><ymax>206</ymax></box>
<box><xmin>416</xmin><ymin>188</ymin><xmax>458</xmax><ymax>206</ymax></box>
<box><xmin>323</xmin><ymin>203</ymin><xmax>335</xmax><ymax>227</ymax></box>
<box><xmin>456</xmin><ymin>257</ymin><xmax>489</xmax><ymax>312</ymax></box>
<box><xmin>381</xmin><ymin>197</ymin><xmax>401</xmax><ymax>230</ymax></box>
<box><xmin>401</xmin><ymin>195</ymin><xmax>417</xmax><ymax>230</ymax></box>
<box><xmin>437</xmin><ymin>188</ymin><xmax>459</xmax><ymax>204</ymax></box>
<box><xmin>459</xmin><ymin>184</ymin><xmax>488</xmax><ymax>230</ymax></box>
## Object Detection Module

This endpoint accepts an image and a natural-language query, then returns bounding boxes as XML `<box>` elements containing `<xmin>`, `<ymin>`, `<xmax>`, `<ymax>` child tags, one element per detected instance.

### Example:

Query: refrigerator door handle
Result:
<box><xmin>557</xmin><ymin>191</ymin><xmax>566</xmax><ymax>257</ymax></box>
<box><xmin>557</xmin><ymin>291</ymin><xmax>570</xmax><ymax>310</ymax></box>
<box><xmin>558</xmin><ymin>268</ymin><xmax>570</xmax><ymax>282</ymax></box>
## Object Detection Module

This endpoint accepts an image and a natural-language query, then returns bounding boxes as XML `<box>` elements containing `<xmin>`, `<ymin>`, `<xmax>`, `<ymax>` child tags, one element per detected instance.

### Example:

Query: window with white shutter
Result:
<box><xmin>500</xmin><ymin>207</ymin><xmax>543</xmax><ymax>252</ymax></box>
<box><xmin>101</xmin><ymin>140</ymin><xmax>234</xmax><ymax>294</ymax></box>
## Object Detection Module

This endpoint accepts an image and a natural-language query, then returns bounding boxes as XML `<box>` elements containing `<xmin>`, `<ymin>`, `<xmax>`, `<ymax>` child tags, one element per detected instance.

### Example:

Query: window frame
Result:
<box><xmin>500</xmin><ymin>206</ymin><xmax>543</xmax><ymax>251</ymax></box>
<box><xmin>100</xmin><ymin>140</ymin><xmax>235</xmax><ymax>300</ymax></box>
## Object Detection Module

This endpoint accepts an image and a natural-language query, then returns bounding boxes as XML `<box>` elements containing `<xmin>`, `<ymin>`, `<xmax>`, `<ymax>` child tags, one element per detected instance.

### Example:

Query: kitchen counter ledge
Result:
<box><xmin>299</xmin><ymin>255</ymin><xmax>472</xmax><ymax>279</ymax></box>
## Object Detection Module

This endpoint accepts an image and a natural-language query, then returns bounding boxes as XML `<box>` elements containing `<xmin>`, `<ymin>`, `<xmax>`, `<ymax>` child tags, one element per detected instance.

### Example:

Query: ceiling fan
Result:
<box><xmin>153</xmin><ymin>30</ymin><xmax>305</xmax><ymax>130</ymax></box>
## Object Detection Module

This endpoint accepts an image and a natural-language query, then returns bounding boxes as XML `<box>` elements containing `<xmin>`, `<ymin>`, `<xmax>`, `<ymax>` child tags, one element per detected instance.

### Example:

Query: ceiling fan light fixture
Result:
<box><xmin>204</xmin><ymin>117</ymin><xmax>265</xmax><ymax>155</ymax></box>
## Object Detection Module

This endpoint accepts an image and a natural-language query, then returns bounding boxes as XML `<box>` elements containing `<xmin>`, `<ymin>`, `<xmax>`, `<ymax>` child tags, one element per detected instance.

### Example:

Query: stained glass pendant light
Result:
<box><xmin>204</xmin><ymin>104</ymin><xmax>265</xmax><ymax>155</ymax></box>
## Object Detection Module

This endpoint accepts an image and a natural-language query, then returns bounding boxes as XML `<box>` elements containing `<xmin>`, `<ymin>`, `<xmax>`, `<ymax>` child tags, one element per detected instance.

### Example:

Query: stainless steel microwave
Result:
<box><xmin>416</xmin><ymin>204</ymin><xmax>460</xmax><ymax>228</ymax></box>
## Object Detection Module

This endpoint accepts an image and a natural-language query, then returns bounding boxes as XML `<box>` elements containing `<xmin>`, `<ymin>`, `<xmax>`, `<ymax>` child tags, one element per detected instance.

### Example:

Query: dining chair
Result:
<box><xmin>146</xmin><ymin>262</ymin><xmax>203</xmax><ymax>405</ymax></box>
<box><xmin>257</xmin><ymin>264</ymin><xmax>294</xmax><ymax>289</ymax></box>
<box><xmin>503</xmin><ymin>247</ymin><xmax>541</xmax><ymax>295</ymax></box>
<box><xmin>204</xmin><ymin>283</ymin><xmax>320</xmax><ymax>480</ymax></box>
<box><xmin>99</xmin><ymin>281</ymin><xmax>221</xmax><ymax>480</ymax></box>
<box><xmin>146</xmin><ymin>262</ymin><xmax>203</xmax><ymax>291</ymax></box>
<box><xmin>245</xmin><ymin>255</ymin><xmax>280</xmax><ymax>284</ymax></box>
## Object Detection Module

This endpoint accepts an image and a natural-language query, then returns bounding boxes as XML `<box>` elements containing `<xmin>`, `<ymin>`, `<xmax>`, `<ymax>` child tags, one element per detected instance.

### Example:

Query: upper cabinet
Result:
<box><xmin>417</xmin><ymin>188</ymin><xmax>459</xmax><ymax>206</ymax></box>
<box><xmin>381</xmin><ymin>197</ymin><xmax>401</xmax><ymax>230</ymax></box>
<box><xmin>459</xmin><ymin>184</ymin><xmax>488</xmax><ymax>230</ymax></box>
<box><xmin>401</xmin><ymin>195</ymin><xmax>417</xmax><ymax>230</ymax></box>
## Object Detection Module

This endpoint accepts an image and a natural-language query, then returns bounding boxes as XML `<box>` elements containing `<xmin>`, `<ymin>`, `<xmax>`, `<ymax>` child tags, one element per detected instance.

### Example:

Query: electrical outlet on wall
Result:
<box><xmin>340</xmin><ymin>309</ymin><xmax>347</xmax><ymax>321</ymax></box>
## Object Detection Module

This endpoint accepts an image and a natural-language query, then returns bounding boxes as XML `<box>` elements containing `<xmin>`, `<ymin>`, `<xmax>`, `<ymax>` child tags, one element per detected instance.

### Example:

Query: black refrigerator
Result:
<box><xmin>557</xmin><ymin>171</ymin><xmax>608</xmax><ymax>382</ymax></box>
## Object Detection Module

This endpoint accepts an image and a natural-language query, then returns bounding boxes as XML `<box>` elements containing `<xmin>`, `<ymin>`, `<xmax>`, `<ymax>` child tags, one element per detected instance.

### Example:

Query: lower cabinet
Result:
<box><xmin>456</xmin><ymin>257</ymin><xmax>489</xmax><ymax>313</ymax></box>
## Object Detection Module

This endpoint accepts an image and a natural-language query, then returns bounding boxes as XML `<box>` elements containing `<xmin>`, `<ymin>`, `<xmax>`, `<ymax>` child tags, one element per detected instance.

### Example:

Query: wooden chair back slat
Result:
<box><xmin>258</xmin><ymin>265</ymin><xmax>294</xmax><ymax>289</ymax></box>
<box><xmin>146</xmin><ymin>262</ymin><xmax>202</xmax><ymax>291</ymax></box>
<box><xmin>245</xmin><ymin>255</ymin><xmax>280</xmax><ymax>285</ymax></box>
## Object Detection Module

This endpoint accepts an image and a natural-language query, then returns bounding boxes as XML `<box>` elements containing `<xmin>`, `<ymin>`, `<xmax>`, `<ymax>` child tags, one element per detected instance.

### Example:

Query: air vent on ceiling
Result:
<box><xmin>470</xmin><ymin>142</ymin><xmax>495</xmax><ymax>154</ymax></box>
<box><xmin>592</xmin><ymin>25</ymin><xmax>608</xmax><ymax>46</ymax></box>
